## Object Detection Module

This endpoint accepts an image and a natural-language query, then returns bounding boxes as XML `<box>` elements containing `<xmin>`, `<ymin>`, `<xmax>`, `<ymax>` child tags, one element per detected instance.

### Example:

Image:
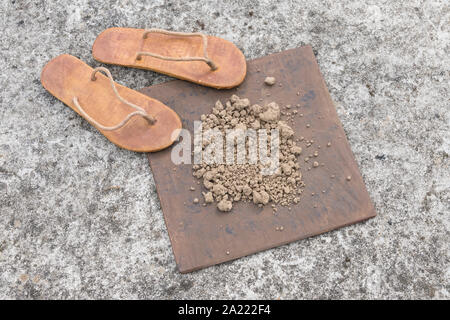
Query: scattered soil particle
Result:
<box><xmin>217</xmin><ymin>199</ymin><xmax>233</xmax><ymax>212</ymax></box>
<box><xmin>203</xmin><ymin>192</ymin><xmax>214</xmax><ymax>203</ymax></box>
<box><xmin>313</xmin><ymin>161</ymin><xmax>319</xmax><ymax>167</ymax></box>
<box><xmin>193</xmin><ymin>198</ymin><xmax>199</xmax><ymax>204</ymax></box>
<box><xmin>264</xmin><ymin>76</ymin><xmax>276</xmax><ymax>86</ymax></box>
<box><xmin>346</xmin><ymin>176</ymin><xmax>352</xmax><ymax>181</ymax></box>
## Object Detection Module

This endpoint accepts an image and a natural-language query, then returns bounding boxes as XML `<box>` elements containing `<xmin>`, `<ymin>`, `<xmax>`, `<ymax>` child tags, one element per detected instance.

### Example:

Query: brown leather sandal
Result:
<box><xmin>92</xmin><ymin>28</ymin><xmax>247</xmax><ymax>89</ymax></box>
<box><xmin>41</xmin><ymin>54</ymin><xmax>181</xmax><ymax>152</ymax></box>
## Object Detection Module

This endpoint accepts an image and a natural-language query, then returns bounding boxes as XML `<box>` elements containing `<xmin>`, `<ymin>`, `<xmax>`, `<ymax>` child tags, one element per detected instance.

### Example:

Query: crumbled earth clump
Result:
<box><xmin>192</xmin><ymin>94</ymin><xmax>305</xmax><ymax>212</ymax></box>
<box><xmin>264</xmin><ymin>76</ymin><xmax>276</xmax><ymax>86</ymax></box>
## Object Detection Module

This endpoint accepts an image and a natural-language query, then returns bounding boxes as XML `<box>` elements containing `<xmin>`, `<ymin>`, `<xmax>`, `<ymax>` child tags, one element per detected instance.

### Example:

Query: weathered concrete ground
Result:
<box><xmin>0</xmin><ymin>0</ymin><xmax>448</xmax><ymax>299</ymax></box>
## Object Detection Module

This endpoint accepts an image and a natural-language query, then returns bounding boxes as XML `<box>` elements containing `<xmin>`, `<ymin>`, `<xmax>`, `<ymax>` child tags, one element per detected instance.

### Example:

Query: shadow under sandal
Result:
<box><xmin>92</xmin><ymin>28</ymin><xmax>247</xmax><ymax>89</ymax></box>
<box><xmin>41</xmin><ymin>54</ymin><xmax>182</xmax><ymax>152</ymax></box>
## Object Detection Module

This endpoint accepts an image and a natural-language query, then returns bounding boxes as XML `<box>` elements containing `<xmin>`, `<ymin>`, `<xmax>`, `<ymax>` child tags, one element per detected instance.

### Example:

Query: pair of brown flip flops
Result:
<box><xmin>41</xmin><ymin>28</ymin><xmax>247</xmax><ymax>152</ymax></box>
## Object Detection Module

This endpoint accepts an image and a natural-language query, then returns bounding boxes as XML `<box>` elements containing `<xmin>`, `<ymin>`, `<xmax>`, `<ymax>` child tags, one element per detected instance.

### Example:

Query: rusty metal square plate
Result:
<box><xmin>141</xmin><ymin>46</ymin><xmax>376</xmax><ymax>273</ymax></box>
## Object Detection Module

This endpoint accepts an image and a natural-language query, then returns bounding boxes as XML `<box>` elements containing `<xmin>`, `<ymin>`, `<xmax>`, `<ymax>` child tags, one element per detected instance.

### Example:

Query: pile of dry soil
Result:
<box><xmin>192</xmin><ymin>94</ymin><xmax>305</xmax><ymax>212</ymax></box>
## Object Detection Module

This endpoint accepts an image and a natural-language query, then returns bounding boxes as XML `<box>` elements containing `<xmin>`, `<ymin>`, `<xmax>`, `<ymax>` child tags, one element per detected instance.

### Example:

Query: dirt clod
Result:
<box><xmin>217</xmin><ymin>199</ymin><xmax>233</xmax><ymax>212</ymax></box>
<box><xmin>264</xmin><ymin>76</ymin><xmax>276</xmax><ymax>86</ymax></box>
<box><xmin>203</xmin><ymin>191</ymin><xmax>214</xmax><ymax>203</ymax></box>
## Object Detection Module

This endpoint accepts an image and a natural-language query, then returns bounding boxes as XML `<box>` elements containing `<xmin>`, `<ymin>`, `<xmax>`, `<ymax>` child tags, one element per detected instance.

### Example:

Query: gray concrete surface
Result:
<box><xmin>0</xmin><ymin>0</ymin><xmax>449</xmax><ymax>299</ymax></box>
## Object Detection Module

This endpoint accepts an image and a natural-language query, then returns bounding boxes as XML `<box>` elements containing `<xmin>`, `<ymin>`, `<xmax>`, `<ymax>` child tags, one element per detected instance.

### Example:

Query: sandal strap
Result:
<box><xmin>72</xmin><ymin>67</ymin><xmax>155</xmax><ymax>131</ymax></box>
<box><xmin>136</xmin><ymin>29</ymin><xmax>218</xmax><ymax>71</ymax></box>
